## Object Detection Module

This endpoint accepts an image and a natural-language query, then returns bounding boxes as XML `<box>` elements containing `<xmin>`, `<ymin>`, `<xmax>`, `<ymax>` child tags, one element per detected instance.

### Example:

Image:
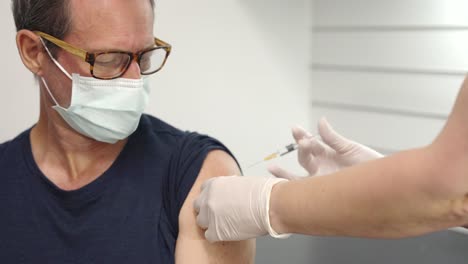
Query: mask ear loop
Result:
<box><xmin>40</xmin><ymin>77</ymin><xmax>60</xmax><ymax>107</ymax></box>
<box><xmin>39</xmin><ymin>37</ymin><xmax>73</xmax><ymax>80</ymax></box>
<box><xmin>38</xmin><ymin>37</ymin><xmax>72</xmax><ymax>107</ymax></box>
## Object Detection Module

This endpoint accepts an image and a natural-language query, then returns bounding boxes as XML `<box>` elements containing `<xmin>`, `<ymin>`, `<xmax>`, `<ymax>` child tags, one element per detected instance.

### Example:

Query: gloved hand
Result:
<box><xmin>194</xmin><ymin>175</ymin><xmax>290</xmax><ymax>242</ymax></box>
<box><xmin>269</xmin><ymin>117</ymin><xmax>383</xmax><ymax>180</ymax></box>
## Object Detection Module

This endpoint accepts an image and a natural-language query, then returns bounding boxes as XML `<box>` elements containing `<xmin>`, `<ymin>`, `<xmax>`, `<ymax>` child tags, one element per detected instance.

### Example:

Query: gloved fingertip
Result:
<box><xmin>292</xmin><ymin>125</ymin><xmax>312</xmax><ymax>141</ymax></box>
<box><xmin>267</xmin><ymin>164</ymin><xmax>280</xmax><ymax>176</ymax></box>
<box><xmin>318</xmin><ymin>117</ymin><xmax>331</xmax><ymax>132</ymax></box>
<box><xmin>193</xmin><ymin>198</ymin><xmax>200</xmax><ymax>213</ymax></box>
<box><xmin>196</xmin><ymin>211</ymin><xmax>209</xmax><ymax>229</ymax></box>
<box><xmin>205</xmin><ymin>229</ymin><xmax>220</xmax><ymax>243</ymax></box>
<box><xmin>318</xmin><ymin>117</ymin><xmax>339</xmax><ymax>144</ymax></box>
<box><xmin>267</xmin><ymin>164</ymin><xmax>288</xmax><ymax>179</ymax></box>
<box><xmin>319</xmin><ymin>116</ymin><xmax>328</xmax><ymax>124</ymax></box>
<box><xmin>200</xmin><ymin>177</ymin><xmax>216</xmax><ymax>191</ymax></box>
<box><xmin>292</xmin><ymin>124</ymin><xmax>306</xmax><ymax>132</ymax></box>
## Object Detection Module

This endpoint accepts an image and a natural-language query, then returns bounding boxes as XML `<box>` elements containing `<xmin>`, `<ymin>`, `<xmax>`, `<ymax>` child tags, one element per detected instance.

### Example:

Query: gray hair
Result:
<box><xmin>11</xmin><ymin>0</ymin><xmax>155</xmax><ymax>54</ymax></box>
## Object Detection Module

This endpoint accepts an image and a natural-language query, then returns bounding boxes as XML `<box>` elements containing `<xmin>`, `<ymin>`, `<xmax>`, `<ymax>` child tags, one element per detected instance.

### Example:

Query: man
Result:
<box><xmin>195</xmin><ymin>77</ymin><xmax>468</xmax><ymax>242</ymax></box>
<box><xmin>1</xmin><ymin>0</ymin><xmax>254</xmax><ymax>263</ymax></box>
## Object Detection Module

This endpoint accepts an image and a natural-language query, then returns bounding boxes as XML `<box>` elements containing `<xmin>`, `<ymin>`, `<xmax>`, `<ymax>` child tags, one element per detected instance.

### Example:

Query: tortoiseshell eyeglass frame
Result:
<box><xmin>34</xmin><ymin>31</ymin><xmax>172</xmax><ymax>80</ymax></box>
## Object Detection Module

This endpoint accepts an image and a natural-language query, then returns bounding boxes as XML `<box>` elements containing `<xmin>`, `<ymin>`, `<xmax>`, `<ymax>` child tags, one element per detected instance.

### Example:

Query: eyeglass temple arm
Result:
<box><xmin>155</xmin><ymin>38</ymin><xmax>171</xmax><ymax>51</ymax></box>
<box><xmin>34</xmin><ymin>31</ymin><xmax>88</xmax><ymax>60</ymax></box>
<box><xmin>36</xmin><ymin>31</ymin><xmax>170</xmax><ymax>58</ymax></box>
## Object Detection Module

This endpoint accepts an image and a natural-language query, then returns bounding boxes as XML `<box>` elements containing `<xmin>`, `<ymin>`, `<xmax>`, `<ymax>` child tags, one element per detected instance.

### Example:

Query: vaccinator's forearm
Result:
<box><xmin>269</xmin><ymin>146</ymin><xmax>468</xmax><ymax>238</ymax></box>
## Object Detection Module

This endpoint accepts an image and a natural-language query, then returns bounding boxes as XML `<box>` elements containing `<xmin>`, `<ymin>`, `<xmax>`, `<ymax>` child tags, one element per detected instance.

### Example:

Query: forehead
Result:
<box><xmin>67</xmin><ymin>0</ymin><xmax>154</xmax><ymax>51</ymax></box>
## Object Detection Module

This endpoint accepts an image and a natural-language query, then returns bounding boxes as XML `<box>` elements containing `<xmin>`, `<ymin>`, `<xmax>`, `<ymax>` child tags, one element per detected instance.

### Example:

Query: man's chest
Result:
<box><xmin>0</xmin><ymin>181</ymin><xmax>171</xmax><ymax>264</ymax></box>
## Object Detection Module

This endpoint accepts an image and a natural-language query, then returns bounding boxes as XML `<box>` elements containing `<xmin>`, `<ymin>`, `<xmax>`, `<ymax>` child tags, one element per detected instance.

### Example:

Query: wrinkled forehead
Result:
<box><xmin>67</xmin><ymin>0</ymin><xmax>154</xmax><ymax>51</ymax></box>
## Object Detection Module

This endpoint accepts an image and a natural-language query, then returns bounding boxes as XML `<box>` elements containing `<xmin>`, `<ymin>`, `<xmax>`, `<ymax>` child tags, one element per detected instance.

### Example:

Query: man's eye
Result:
<box><xmin>140</xmin><ymin>58</ymin><xmax>151</xmax><ymax>70</ymax></box>
<box><xmin>96</xmin><ymin>54</ymin><xmax>125</xmax><ymax>67</ymax></box>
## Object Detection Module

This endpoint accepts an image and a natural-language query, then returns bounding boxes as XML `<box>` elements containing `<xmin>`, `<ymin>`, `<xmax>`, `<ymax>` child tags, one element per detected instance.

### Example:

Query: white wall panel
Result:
<box><xmin>311</xmin><ymin>0</ymin><xmax>468</xmax><ymax>250</ymax></box>
<box><xmin>310</xmin><ymin>107</ymin><xmax>446</xmax><ymax>152</ymax></box>
<box><xmin>314</xmin><ymin>0</ymin><xmax>468</xmax><ymax>27</ymax></box>
<box><xmin>311</xmin><ymin>71</ymin><xmax>462</xmax><ymax>117</ymax></box>
<box><xmin>313</xmin><ymin>31</ymin><xmax>468</xmax><ymax>72</ymax></box>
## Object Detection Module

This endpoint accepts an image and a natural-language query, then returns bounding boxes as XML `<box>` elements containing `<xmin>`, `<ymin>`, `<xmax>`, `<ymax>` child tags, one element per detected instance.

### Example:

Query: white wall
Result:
<box><xmin>153</xmin><ymin>0</ymin><xmax>311</xmax><ymax>174</ymax></box>
<box><xmin>0</xmin><ymin>0</ymin><xmax>311</xmax><ymax>175</ymax></box>
<box><xmin>311</xmin><ymin>0</ymin><xmax>465</xmax><ymax>154</ymax></box>
<box><xmin>0</xmin><ymin>4</ymin><xmax>40</xmax><ymax>139</ymax></box>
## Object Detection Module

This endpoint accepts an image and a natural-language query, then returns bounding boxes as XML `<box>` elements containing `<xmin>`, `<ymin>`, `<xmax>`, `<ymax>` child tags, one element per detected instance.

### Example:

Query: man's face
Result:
<box><xmin>43</xmin><ymin>0</ymin><xmax>154</xmax><ymax>106</ymax></box>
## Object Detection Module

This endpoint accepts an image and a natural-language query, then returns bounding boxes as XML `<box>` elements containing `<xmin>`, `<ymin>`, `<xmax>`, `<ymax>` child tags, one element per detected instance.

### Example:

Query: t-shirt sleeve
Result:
<box><xmin>164</xmin><ymin>132</ymin><xmax>240</xmax><ymax>237</ymax></box>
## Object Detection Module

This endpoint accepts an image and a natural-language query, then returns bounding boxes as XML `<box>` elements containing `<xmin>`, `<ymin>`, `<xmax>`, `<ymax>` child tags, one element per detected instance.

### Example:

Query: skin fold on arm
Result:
<box><xmin>270</xmin><ymin>76</ymin><xmax>468</xmax><ymax>239</ymax></box>
<box><xmin>175</xmin><ymin>150</ymin><xmax>256</xmax><ymax>263</ymax></box>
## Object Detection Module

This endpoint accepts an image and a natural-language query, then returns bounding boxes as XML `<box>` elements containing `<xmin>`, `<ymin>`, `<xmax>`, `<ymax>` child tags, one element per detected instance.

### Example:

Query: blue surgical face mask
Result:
<box><xmin>40</xmin><ymin>39</ymin><xmax>150</xmax><ymax>144</ymax></box>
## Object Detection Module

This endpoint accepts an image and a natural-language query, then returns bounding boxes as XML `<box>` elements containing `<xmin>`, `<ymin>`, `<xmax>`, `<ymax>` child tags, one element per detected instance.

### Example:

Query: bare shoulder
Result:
<box><xmin>175</xmin><ymin>150</ymin><xmax>255</xmax><ymax>264</ymax></box>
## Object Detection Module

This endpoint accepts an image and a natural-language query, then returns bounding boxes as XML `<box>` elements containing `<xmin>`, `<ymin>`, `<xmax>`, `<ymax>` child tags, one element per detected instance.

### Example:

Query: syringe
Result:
<box><xmin>247</xmin><ymin>136</ymin><xmax>317</xmax><ymax>169</ymax></box>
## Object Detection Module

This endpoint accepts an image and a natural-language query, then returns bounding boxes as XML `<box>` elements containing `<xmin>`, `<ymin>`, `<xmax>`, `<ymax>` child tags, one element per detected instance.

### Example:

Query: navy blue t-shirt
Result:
<box><xmin>0</xmin><ymin>114</ymin><xmax>236</xmax><ymax>264</ymax></box>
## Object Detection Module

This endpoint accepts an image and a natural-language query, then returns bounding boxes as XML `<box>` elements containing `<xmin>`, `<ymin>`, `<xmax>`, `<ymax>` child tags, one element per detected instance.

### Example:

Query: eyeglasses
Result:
<box><xmin>34</xmin><ymin>31</ymin><xmax>172</xmax><ymax>80</ymax></box>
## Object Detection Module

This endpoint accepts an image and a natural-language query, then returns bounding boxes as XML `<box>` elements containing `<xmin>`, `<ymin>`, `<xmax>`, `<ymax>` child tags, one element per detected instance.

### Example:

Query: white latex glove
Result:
<box><xmin>194</xmin><ymin>175</ymin><xmax>290</xmax><ymax>242</ymax></box>
<box><xmin>269</xmin><ymin>117</ymin><xmax>384</xmax><ymax>180</ymax></box>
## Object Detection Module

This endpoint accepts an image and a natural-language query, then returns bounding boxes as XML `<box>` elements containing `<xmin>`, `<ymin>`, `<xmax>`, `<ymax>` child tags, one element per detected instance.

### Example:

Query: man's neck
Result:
<box><xmin>30</xmin><ymin>115</ymin><xmax>127</xmax><ymax>191</ymax></box>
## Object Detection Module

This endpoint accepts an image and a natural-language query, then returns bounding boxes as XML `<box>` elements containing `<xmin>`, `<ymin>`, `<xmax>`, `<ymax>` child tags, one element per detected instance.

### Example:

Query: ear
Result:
<box><xmin>16</xmin><ymin>30</ymin><xmax>47</xmax><ymax>77</ymax></box>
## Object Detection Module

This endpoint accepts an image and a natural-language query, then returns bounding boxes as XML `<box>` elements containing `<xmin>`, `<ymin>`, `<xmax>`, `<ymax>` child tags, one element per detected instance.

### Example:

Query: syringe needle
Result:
<box><xmin>246</xmin><ymin>152</ymin><xmax>279</xmax><ymax>168</ymax></box>
<box><xmin>246</xmin><ymin>160</ymin><xmax>265</xmax><ymax>169</ymax></box>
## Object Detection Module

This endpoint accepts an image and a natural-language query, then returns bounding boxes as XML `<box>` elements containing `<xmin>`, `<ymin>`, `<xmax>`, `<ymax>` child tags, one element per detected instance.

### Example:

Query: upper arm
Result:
<box><xmin>175</xmin><ymin>150</ymin><xmax>256</xmax><ymax>264</ymax></box>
